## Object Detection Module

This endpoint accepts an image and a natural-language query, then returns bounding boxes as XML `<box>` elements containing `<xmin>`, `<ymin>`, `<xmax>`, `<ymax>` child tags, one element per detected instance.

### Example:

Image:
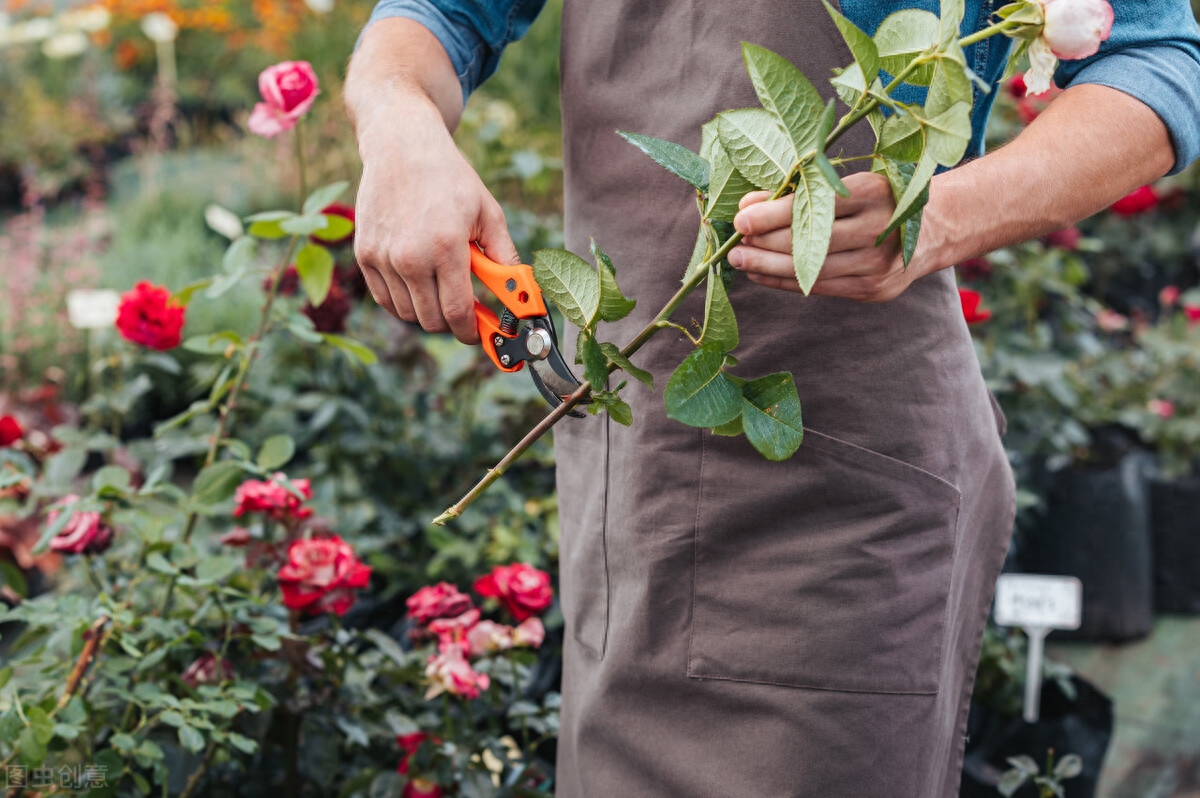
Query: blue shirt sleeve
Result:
<box><xmin>1054</xmin><ymin>0</ymin><xmax>1200</xmax><ymax>175</ymax></box>
<box><xmin>362</xmin><ymin>0</ymin><xmax>547</xmax><ymax>103</ymax></box>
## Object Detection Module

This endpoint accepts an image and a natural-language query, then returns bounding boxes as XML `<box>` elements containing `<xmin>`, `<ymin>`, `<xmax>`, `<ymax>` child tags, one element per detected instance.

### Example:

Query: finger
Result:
<box><xmin>733</xmin><ymin>194</ymin><xmax>793</xmax><ymax>237</ymax></box>
<box><xmin>828</xmin><ymin>213</ymin><xmax>898</xmax><ymax>255</ymax></box>
<box><xmin>727</xmin><ymin>244</ymin><xmax>793</xmax><ymax>279</ymax></box>
<box><xmin>808</xmin><ymin>274</ymin><xmax>881</xmax><ymax>301</ymax></box>
<box><xmin>359</xmin><ymin>264</ymin><xmax>399</xmax><ymax>318</ymax></box>
<box><xmin>437</xmin><ymin>253</ymin><xmax>480</xmax><ymax>344</ymax></box>
<box><xmin>834</xmin><ymin>172</ymin><xmax>894</xmax><ymax>218</ymax></box>
<box><xmin>737</xmin><ymin>190</ymin><xmax>772</xmax><ymax>210</ymax></box>
<box><xmin>741</xmin><ymin>227</ymin><xmax>792</xmax><ymax>255</ymax></box>
<box><xmin>476</xmin><ymin>201</ymin><xmax>521</xmax><ymax>266</ymax></box>
<box><xmin>744</xmin><ymin>272</ymin><xmax>804</xmax><ymax>294</ymax></box>
<box><xmin>403</xmin><ymin>268</ymin><xmax>449</xmax><ymax>334</ymax></box>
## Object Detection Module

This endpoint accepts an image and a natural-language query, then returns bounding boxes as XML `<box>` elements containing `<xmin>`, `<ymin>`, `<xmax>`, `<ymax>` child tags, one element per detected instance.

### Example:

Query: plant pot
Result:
<box><xmin>1022</xmin><ymin>452</ymin><xmax>1155</xmax><ymax>642</ymax></box>
<box><xmin>961</xmin><ymin>676</ymin><xmax>1114</xmax><ymax>798</ymax></box>
<box><xmin>1150</xmin><ymin>475</ymin><xmax>1200</xmax><ymax>614</ymax></box>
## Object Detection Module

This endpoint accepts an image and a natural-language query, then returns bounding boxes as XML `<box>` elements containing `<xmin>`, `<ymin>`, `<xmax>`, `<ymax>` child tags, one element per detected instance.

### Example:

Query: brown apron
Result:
<box><xmin>553</xmin><ymin>2</ymin><xmax>1017</xmax><ymax>795</ymax></box>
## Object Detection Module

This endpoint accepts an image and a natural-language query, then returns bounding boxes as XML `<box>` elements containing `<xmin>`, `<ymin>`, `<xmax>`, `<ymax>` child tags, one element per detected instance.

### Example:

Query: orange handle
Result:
<box><xmin>475</xmin><ymin>301</ymin><xmax>525</xmax><ymax>373</ymax></box>
<box><xmin>469</xmin><ymin>244</ymin><xmax>547</xmax><ymax>319</ymax></box>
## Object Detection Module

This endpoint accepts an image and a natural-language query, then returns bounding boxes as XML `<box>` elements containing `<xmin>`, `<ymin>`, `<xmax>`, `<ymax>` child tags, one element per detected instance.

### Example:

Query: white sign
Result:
<box><xmin>994</xmin><ymin>574</ymin><xmax>1082</xmax><ymax>631</ymax></box>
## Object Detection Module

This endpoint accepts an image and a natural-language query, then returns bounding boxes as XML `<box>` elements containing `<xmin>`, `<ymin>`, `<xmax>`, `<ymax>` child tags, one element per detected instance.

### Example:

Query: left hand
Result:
<box><xmin>727</xmin><ymin>171</ymin><xmax>928</xmax><ymax>302</ymax></box>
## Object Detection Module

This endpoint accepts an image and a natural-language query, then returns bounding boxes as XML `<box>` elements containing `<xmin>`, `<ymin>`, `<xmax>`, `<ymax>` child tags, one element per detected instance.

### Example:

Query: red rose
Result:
<box><xmin>473</xmin><ymin>563</ymin><xmax>552</xmax><ymax>622</ymax></box>
<box><xmin>314</xmin><ymin>203</ymin><xmax>355</xmax><ymax>248</ymax></box>
<box><xmin>181</xmin><ymin>652</ymin><xmax>234</xmax><ymax>688</ymax></box>
<box><xmin>47</xmin><ymin>495</ymin><xmax>114</xmax><ymax>555</ymax></box>
<box><xmin>396</xmin><ymin>732</ymin><xmax>441</xmax><ymax>776</ymax></box>
<box><xmin>116</xmin><ymin>282</ymin><xmax>186</xmax><ymax>351</ymax></box>
<box><xmin>406</xmin><ymin>582</ymin><xmax>473</xmax><ymax>624</ymax></box>
<box><xmin>278</xmin><ymin>535</ymin><xmax>372</xmax><ymax>616</ymax></box>
<box><xmin>1006</xmin><ymin>74</ymin><xmax>1028</xmax><ymax>99</ymax></box>
<box><xmin>0</xmin><ymin>415</ymin><xmax>23</xmax><ymax>447</ymax></box>
<box><xmin>958</xmin><ymin>288</ymin><xmax>992</xmax><ymax>325</ymax></box>
<box><xmin>403</xmin><ymin>780</ymin><xmax>444</xmax><ymax>798</ymax></box>
<box><xmin>1184</xmin><ymin>304</ymin><xmax>1200</xmax><ymax>325</ymax></box>
<box><xmin>1042</xmin><ymin>227</ymin><xmax>1081</xmax><ymax>251</ymax></box>
<box><xmin>233</xmin><ymin>474</ymin><xmax>313</xmax><ymax>522</ymax></box>
<box><xmin>1110</xmin><ymin>185</ymin><xmax>1159</xmax><ymax>216</ymax></box>
<box><xmin>265</xmin><ymin>265</ymin><xmax>301</xmax><ymax>297</ymax></box>
<box><xmin>248</xmin><ymin>61</ymin><xmax>320</xmax><ymax>138</ymax></box>
<box><xmin>303</xmin><ymin>282</ymin><xmax>353</xmax><ymax>334</ymax></box>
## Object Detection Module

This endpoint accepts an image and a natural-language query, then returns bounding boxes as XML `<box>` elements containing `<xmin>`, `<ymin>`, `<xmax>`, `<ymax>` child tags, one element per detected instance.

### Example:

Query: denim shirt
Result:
<box><xmin>364</xmin><ymin>0</ymin><xmax>1200</xmax><ymax>174</ymax></box>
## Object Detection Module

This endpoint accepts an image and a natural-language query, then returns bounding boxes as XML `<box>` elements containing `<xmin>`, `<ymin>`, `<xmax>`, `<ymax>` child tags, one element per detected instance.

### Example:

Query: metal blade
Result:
<box><xmin>527</xmin><ymin>316</ymin><xmax>588</xmax><ymax>417</ymax></box>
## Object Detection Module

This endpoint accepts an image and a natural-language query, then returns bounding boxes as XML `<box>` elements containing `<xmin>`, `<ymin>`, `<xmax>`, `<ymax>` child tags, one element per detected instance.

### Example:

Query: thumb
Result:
<box><xmin>476</xmin><ymin>201</ymin><xmax>521</xmax><ymax>266</ymax></box>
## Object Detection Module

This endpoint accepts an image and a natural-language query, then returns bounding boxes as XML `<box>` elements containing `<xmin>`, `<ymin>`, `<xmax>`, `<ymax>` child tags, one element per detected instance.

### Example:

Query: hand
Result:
<box><xmin>727</xmin><ymin>172</ymin><xmax>929</xmax><ymax>302</ymax></box>
<box><xmin>353</xmin><ymin>94</ymin><xmax>518</xmax><ymax>344</ymax></box>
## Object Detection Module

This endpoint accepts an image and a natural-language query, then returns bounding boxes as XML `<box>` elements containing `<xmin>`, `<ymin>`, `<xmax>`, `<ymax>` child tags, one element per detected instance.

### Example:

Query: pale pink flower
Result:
<box><xmin>1160</xmin><ymin>286</ymin><xmax>1180</xmax><ymax>307</ymax></box>
<box><xmin>512</xmin><ymin>617</ymin><xmax>545</xmax><ymax>649</ymax></box>
<box><xmin>1148</xmin><ymin>399</ymin><xmax>1175</xmax><ymax>419</ymax></box>
<box><xmin>1095</xmin><ymin>309</ymin><xmax>1129</xmax><ymax>332</ymax></box>
<box><xmin>47</xmin><ymin>495</ymin><xmax>114</xmax><ymax>555</ymax></box>
<box><xmin>424</xmin><ymin>643</ymin><xmax>490</xmax><ymax>700</ymax></box>
<box><xmin>428</xmin><ymin>608</ymin><xmax>481</xmax><ymax>650</ymax></box>
<box><xmin>1041</xmin><ymin>0</ymin><xmax>1113</xmax><ymax>60</ymax></box>
<box><xmin>466</xmin><ymin>620</ymin><xmax>514</xmax><ymax>655</ymax></box>
<box><xmin>247</xmin><ymin>61</ymin><xmax>320</xmax><ymax>138</ymax></box>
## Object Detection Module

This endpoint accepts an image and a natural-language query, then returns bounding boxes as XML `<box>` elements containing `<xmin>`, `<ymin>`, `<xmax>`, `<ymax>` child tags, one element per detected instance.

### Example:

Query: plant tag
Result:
<box><xmin>994</xmin><ymin>574</ymin><xmax>1082</xmax><ymax>723</ymax></box>
<box><xmin>994</xmin><ymin>574</ymin><xmax>1082</xmax><ymax>630</ymax></box>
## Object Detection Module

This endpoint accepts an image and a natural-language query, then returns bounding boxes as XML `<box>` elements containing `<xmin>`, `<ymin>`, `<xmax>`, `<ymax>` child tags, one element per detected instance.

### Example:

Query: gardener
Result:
<box><xmin>345</xmin><ymin>1</ymin><xmax>1200</xmax><ymax>795</ymax></box>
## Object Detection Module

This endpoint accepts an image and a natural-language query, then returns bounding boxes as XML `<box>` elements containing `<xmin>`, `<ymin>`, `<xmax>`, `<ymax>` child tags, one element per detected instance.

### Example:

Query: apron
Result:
<box><xmin>552</xmin><ymin>2</ymin><xmax>1017</xmax><ymax>795</ymax></box>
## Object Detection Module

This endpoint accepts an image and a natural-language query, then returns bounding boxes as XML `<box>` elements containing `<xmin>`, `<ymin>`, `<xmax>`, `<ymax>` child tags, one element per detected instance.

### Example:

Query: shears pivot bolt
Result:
<box><xmin>525</xmin><ymin>328</ymin><xmax>552</xmax><ymax>360</ymax></box>
<box><xmin>500</xmin><ymin>354</ymin><xmax>512</xmax><ymax>367</ymax></box>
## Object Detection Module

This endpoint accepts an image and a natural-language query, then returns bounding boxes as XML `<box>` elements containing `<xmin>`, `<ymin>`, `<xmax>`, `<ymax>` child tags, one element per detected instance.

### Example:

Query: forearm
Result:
<box><xmin>345</xmin><ymin>17</ymin><xmax>463</xmax><ymax>147</ymax></box>
<box><xmin>917</xmin><ymin>83</ymin><xmax>1176</xmax><ymax>273</ymax></box>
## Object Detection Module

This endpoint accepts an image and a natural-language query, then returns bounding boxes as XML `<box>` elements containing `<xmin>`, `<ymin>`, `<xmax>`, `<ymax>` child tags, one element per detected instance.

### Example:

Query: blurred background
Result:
<box><xmin>1</xmin><ymin>1</ymin><xmax>1199</xmax><ymax>796</ymax></box>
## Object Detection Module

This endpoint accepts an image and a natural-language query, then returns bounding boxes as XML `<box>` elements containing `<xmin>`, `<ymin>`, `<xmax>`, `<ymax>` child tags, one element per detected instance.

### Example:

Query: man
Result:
<box><xmin>346</xmin><ymin>2</ymin><xmax>1200</xmax><ymax>795</ymax></box>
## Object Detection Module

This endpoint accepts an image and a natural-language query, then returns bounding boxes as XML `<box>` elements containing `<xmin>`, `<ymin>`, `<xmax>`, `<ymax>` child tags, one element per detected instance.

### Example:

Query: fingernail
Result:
<box><xmin>728</xmin><ymin>248</ymin><xmax>743</xmax><ymax>268</ymax></box>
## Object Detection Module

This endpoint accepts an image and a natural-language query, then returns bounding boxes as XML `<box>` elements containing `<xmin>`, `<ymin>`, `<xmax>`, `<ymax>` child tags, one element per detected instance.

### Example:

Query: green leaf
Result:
<box><xmin>591</xmin><ymin>240</ymin><xmax>636</xmax><ymax>322</ymax></box>
<box><xmin>878</xmin><ymin>110</ymin><xmax>924</xmax><ymax>162</ymax></box>
<box><xmin>33</xmin><ymin>496</ymin><xmax>78</xmax><ymax>553</ymax></box>
<box><xmin>705</xmin><ymin>145</ymin><xmax>757</xmax><ymax>223</ymax></box>
<box><xmin>256</xmin><ymin>435</ymin><xmax>295</xmax><ymax>471</ymax></box>
<box><xmin>926</xmin><ymin>47</ymin><xmax>973</xmax><ymax>117</ymax></box>
<box><xmin>227</xmin><ymin>732</ymin><xmax>258</xmax><ymax>754</ymax></box>
<box><xmin>1006</xmin><ymin>755</ymin><xmax>1039</xmax><ymax>777</ymax></box>
<box><xmin>941</xmin><ymin>0</ymin><xmax>966</xmax><ymax>44</ymax></box>
<box><xmin>883</xmin><ymin>150</ymin><xmax>937</xmax><ymax>238</ymax></box>
<box><xmin>0</xmin><ymin>563</ymin><xmax>26</xmax><ymax>599</ymax></box>
<box><xmin>599</xmin><ymin>342</ymin><xmax>652</xmax><ymax>387</ymax></box>
<box><xmin>312</xmin><ymin>214</ymin><xmax>354</xmax><ymax>243</ymax></box>
<box><xmin>741</xmin><ymin>42</ymin><xmax>825</xmax><ymax>157</ymax></box>
<box><xmin>321</xmin><ymin>333</ymin><xmax>378</xmax><ymax>365</ymax></box>
<box><xmin>831</xmin><ymin>62</ymin><xmax>869</xmax><ymax>109</ymax></box>
<box><xmin>816</xmin><ymin>154</ymin><xmax>850</xmax><ymax>198</ymax></box>
<box><xmin>182</xmin><ymin>331</ymin><xmax>242</xmax><ymax>356</ymax></box>
<box><xmin>700</xmin><ymin>267</ymin><xmax>738</xmax><ymax>351</ymax></box>
<box><xmin>92</xmin><ymin>465</ymin><xmax>132</xmax><ymax>493</ymax></box>
<box><xmin>592</xmin><ymin>391</ymin><xmax>633</xmax><ymax>426</ymax></box>
<box><xmin>1054</xmin><ymin>754</ymin><xmax>1083</xmax><ymax>780</ymax></box>
<box><xmin>532</xmin><ymin>249</ymin><xmax>601</xmax><ymax>329</ymax></box>
<box><xmin>173</xmin><ymin>279</ymin><xmax>213</xmax><ymax>306</ymax></box>
<box><xmin>245</xmin><ymin>211</ymin><xmax>295</xmax><ymax>223</ymax></box>
<box><xmin>923</xmin><ymin>101</ymin><xmax>972</xmax><ymax>167</ymax></box>
<box><xmin>295</xmin><ymin>244</ymin><xmax>335</xmax><ymax>307</ymax></box>
<box><xmin>195</xmin><ymin>557</ymin><xmax>238</xmax><ymax>584</ymax></box>
<box><xmin>874</xmin><ymin>158</ymin><xmax>931</xmax><ymax>264</ymax></box>
<box><xmin>791</xmin><ymin>161</ymin><xmax>836</xmax><ymax>295</ymax></box>
<box><xmin>874</xmin><ymin>10</ymin><xmax>941</xmax><ymax>85</ymax></box>
<box><xmin>997</xmin><ymin>769</ymin><xmax>1029</xmax><ymax>797</ymax></box>
<box><xmin>823</xmin><ymin>1</ymin><xmax>880</xmax><ymax>83</ymax></box>
<box><xmin>716</xmin><ymin>108</ymin><xmax>797</xmax><ymax>191</ymax></box>
<box><xmin>618</xmin><ymin>131</ymin><xmax>709</xmax><ymax>192</ymax></box>
<box><xmin>740</xmin><ymin>373</ymin><xmax>804</xmax><ymax>461</ymax></box>
<box><xmin>18</xmin><ymin>726</ymin><xmax>46</xmax><ymax>765</ymax></box>
<box><xmin>178</xmin><ymin>724</ymin><xmax>205</xmax><ymax>753</ymax></box>
<box><xmin>222</xmin><ymin>236</ymin><xmax>257</xmax><ymax>276</ymax></box>
<box><xmin>245</xmin><ymin>211</ymin><xmax>295</xmax><ymax>240</ymax></box>
<box><xmin>281</xmin><ymin>214</ymin><xmax>329</xmax><ymax>236</ymax></box>
<box><xmin>191</xmin><ymin>461</ymin><xmax>245</xmax><ymax>507</ymax></box>
<box><xmin>579</xmin><ymin>334</ymin><xmax>609</xmax><ymax>391</ymax></box>
<box><xmin>711</xmin><ymin>414</ymin><xmax>744</xmax><ymax>437</ymax></box>
<box><xmin>664</xmin><ymin>345</ymin><xmax>743</xmax><ymax>428</ymax></box>
<box><xmin>302</xmin><ymin>181</ymin><xmax>350</xmax><ymax>216</ymax></box>
<box><xmin>146</xmin><ymin>551</ymin><xmax>177</xmax><ymax>575</ymax></box>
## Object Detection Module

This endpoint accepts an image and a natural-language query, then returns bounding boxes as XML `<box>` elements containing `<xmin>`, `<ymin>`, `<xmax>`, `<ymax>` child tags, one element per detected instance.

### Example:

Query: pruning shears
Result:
<box><xmin>470</xmin><ymin>244</ymin><xmax>587</xmax><ymax>414</ymax></box>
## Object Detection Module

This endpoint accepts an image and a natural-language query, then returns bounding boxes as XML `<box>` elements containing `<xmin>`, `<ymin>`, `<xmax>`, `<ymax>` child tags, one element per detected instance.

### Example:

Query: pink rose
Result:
<box><xmin>1147</xmin><ymin>399</ymin><xmax>1175</xmax><ymax>419</ymax></box>
<box><xmin>277</xmin><ymin>535</ymin><xmax>372</xmax><ymax>616</ymax></box>
<box><xmin>465</xmin><ymin>620</ymin><xmax>514</xmax><ymax>655</ymax></box>
<box><xmin>1042</xmin><ymin>227</ymin><xmax>1081</xmax><ymax>251</ymax></box>
<box><xmin>181</xmin><ymin>653</ymin><xmax>234</xmax><ymax>688</ymax></box>
<box><xmin>406</xmin><ymin>583</ymin><xmax>473</xmax><ymax>624</ymax></box>
<box><xmin>424</xmin><ymin>643</ymin><xmax>490</xmax><ymax>700</ymax></box>
<box><xmin>219</xmin><ymin>527</ymin><xmax>253</xmax><ymax>547</ymax></box>
<box><xmin>1159</xmin><ymin>286</ymin><xmax>1180</xmax><ymax>308</ymax></box>
<box><xmin>233</xmin><ymin>474</ymin><xmax>313</xmax><ymax>522</ymax></box>
<box><xmin>473</xmin><ymin>563</ymin><xmax>553</xmax><ymax>622</ymax></box>
<box><xmin>47</xmin><ymin>496</ymin><xmax>114</xmax><ymax>555</ymax></box>
<box><xmin>247</xmin><ymin>61</ymin><xmax>319</xmax><ymax>138</ymax></box>
<box><xmin>403</xmin><ymin>780</ymin><xmax>444</xmax><ymax>798</ymax></box>
<box><xmin>428</xmin><ymin>608</ymin><xmax>481</xmax><ymax>650</ymax></box>
<box><xmin>1040</xmin><ymin>0</ymin><xmax>1113</xmax><ymax>60</ymax></box>
<box><xmin>512</xmin><ymin>617</ymin><xmax>545</xmax><ymax>649</ymax></box>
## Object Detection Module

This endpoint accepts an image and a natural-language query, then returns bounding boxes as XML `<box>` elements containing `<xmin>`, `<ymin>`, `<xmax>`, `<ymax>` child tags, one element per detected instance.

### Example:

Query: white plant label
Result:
<box><xmin>994</xmin><ymin>574</ymin><xmax>1082</xmax><ymax>631</ymax></box>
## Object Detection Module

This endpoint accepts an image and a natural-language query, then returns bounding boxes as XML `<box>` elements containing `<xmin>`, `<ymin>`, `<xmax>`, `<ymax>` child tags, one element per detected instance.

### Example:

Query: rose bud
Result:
<box><xmin>248</xmin><ymin>61</ymin><xmax>320</xmax><ymax>138</ymax></box>
<box><xmin>115</xmin><ymin>282</ymin><xmax>186</xmax><ymax>351</ymax></box>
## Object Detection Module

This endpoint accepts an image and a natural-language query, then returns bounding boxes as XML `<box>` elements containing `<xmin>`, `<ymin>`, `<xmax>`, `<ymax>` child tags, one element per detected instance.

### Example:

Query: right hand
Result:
<box><xmin>353</xmin><ymin>94</ymin><xmax>519</xmax><ymax>345</ymax></box>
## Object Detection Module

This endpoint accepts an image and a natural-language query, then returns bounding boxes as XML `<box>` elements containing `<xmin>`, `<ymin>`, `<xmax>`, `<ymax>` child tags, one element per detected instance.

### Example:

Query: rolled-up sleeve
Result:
<box><xmin>1055</xmin><ymin>1</ymin><xmax>1200</xmax><ymax>175</ymax></box>
<box><xmin>361</xmin><ymin>0</ymin><xmax>547</xmax><ymax>103</ymax></box>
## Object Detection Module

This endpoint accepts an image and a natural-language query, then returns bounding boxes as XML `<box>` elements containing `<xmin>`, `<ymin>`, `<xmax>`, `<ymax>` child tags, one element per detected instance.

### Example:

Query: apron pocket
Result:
<box><xmin>687</xmin><ymin>429</ymin><xmax>961</xmax><ymax>695</ymax></box>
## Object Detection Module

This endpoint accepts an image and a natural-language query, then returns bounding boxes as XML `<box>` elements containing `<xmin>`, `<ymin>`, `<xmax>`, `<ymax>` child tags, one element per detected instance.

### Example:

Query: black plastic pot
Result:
<box><xmin>961</xmin><ymin>676</ymin><xmax>1114</xmax><ymax>798</ymax></box>
<box><xmin>1150</xmin><ymin>475</ymin><xmax>1200</xmax><ymax>614</ymax></box>
<box><xmin>1022</xmin><ymin>451</ymin><xmax>1156</xmax><ymax>642</ymax></box>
